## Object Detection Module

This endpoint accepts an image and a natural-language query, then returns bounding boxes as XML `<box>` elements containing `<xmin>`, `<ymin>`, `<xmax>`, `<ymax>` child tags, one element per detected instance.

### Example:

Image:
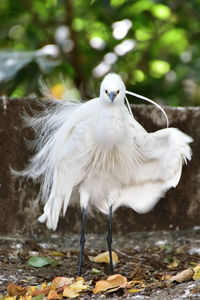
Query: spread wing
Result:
<box><xmin>19</xmin><ymin>99</ymin><xmax>99</xmax><ymax>230</ymax></box>
<box><xmin>120</xmin><ymin>123</ymin><xmax>193</xmax><ymax>214</ymax></box>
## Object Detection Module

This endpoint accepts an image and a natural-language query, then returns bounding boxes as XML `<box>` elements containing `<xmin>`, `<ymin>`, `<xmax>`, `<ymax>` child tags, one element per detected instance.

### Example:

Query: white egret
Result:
<box><xmin>18</xmin><ymin>73</ymin><xmax>192</xmax><ymax>275</ymax></box>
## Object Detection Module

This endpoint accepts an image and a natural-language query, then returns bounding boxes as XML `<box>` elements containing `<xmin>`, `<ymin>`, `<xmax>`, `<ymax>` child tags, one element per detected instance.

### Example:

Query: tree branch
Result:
<box><xmin>65</xmin><ymin>0</ymin><xmax>84</xmax><ymax>88</ymax></box>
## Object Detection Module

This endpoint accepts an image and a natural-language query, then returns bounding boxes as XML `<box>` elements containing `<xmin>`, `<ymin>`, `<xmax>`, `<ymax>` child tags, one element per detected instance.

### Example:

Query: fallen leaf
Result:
<box><xmin>26</xmin><ymin>296</ymin><xmax>35</xmax><ymax>300</ymax></box>
<box><xmin>93</xmin><ymin>274</ymin><xmax>127</xmax><ymax>294</ymax></box>
<box><xmin>32</xmin><ymin>295</ymin><xmax>45</xmax><ymax>300</ymax></box>
<box><xmin>129</xmin><ymin>288</ymin><xmax>143</xmax><ymax>293</ymax></box>
<box><xmin>169</xmin><ymin>267</ymin><xmax>194</xmax><ymax>283</ymax></box>
<box><xmin>31</xmin><ymin>287</ymin><xmax>50</xmax><ymax>297</ymax></box>
<box><xmin>49</xmin><ymin>251</ymin><xmax>65</xmax><ymax>257</ymax></box>
<box><xmin>70</xmin><ymin>279</ymin><xmax>88</xmax><ymax>292</ymax></box>
<box><xmin>130</xmin><ymin>280</ymin><xmax>144</xmax><ymax>286</ymax></box>
<box><xmin>93</xmin><ymin>280</ymin><xmax>111</xmax><ymax>294</ymax></box>
<box><xmin>52</xmin><ymin>277</ymin><xmax>74</xmax><ymax>288</ymax></box>
<box><xmin>161</xmin><ymin>274</ymin><xmax>172</xmax><ymax>281</ymax></box>
<box><xmin>2</xmin><ymin>298</ymin><xmax>17</xmax><ymax>300</ymax></box>
<box><xmin>163</xmin><ymin>257</ymin><xmax>173</xmax><ymax>264</ymax></box>
<box><xmin>167</xmin><ymin>257</ymin><xmax>180</xmax><ymax>269</ymax></box>
<box><xmin>175</xmin><ymin>245</ymin><xmax>188</xmax><ymax>254</ymax></box>
<box><xmin>193</xmin><ymin>264</ymin><xmax>200</xmax><ymax>281</ymax></box>
<box><xmin>89</xmin><ymin>251</ymin><xmax>119</xmax><ymax>265</ymax></box>
<box><xmin>163</xmin><ymin>245</ymin><xmax>173</xmax><ymax>251</ymax></box>
<box><xmin>63</xmin><ymin>286</ymin><xmax>79</xmax><ymax>298</ymax></box>
<box><xmin>28</xmin><ymin>286</ymin><xmax>37</xmax><ymax>294</ymax></box>
<box><xmin>75</xmin><ymin>277</ymin><xmax>84</xmax><ymax>282</ymax></box>
<box><xmin>189</xmin><ymin>262</ymin><xmax>198</xmax><ymax>266</ymax></box>
<box><xmin>125</xmin><ymin>282</ymin><xmax>133</xmax><ymax>289</ymax></box>
<box><xmin>40</xmin><ymin>282</ymin><xmax>47</xmax><ymax>290</ymax></box>
<box><xmin>90</xmin><ymin>268</ymin><xmax>101</xmax><ymax>274</ymax></box>
<box><xmin>27</xmin><ymin>256</ymin><xmax>58</xmax><ymax>268</ymax></box>
<box><xmin>48</xmin><ymin>290</ymin><xmax>60</xmax><ymax>299</ymax></box>
<box><xmin>7</xmin><ymin>283</ymin><xmax>29</xmax><ymax>296</ymax></box>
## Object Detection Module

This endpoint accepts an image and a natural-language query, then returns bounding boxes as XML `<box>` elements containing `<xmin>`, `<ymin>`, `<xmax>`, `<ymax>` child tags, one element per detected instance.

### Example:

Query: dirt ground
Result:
<box><xmin>1</xmin><ymin>229</ymin><xmax>200</xmax><ymax>299</ymax></box>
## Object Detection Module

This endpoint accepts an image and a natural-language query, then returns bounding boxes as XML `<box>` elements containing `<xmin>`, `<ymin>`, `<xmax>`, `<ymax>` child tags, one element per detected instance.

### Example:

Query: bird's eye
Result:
<box><xmin>117</xmin><ymin>90</ymin><xmax>120</xmax><ymax>94</ymax></box>
<box><xmin>105</xmin><ymin>90</ymin><xmax>108</xmax><ymax>94</ymax></box>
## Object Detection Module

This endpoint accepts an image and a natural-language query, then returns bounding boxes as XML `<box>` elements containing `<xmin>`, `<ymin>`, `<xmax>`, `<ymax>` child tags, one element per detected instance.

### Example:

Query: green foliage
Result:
<box><xmin>0</xmin><ymin>0</ymin><xmax>200</xmax><ymax>106</ymax></box>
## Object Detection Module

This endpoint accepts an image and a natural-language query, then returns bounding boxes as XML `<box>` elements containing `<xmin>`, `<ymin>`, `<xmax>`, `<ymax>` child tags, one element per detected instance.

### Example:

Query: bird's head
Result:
<box><xmin>100</xmin><ymin>73</ymin><xmax>126</xmax><ymax>105</ymax></box>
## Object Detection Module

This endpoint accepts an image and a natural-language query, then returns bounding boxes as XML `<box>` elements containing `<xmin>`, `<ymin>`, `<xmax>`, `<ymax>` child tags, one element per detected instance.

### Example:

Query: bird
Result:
<box><xmin>17</xmin><ymin>73</ymin><xmax>193</xmax><ymax>275</ymax></box>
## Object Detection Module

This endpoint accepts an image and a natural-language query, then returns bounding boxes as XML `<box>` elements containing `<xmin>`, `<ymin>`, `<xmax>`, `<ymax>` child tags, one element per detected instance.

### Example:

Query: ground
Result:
<box><xmin>0</xmin><ymin>229</ymin><xmax>200</xmax><ymax>299</ymax></box>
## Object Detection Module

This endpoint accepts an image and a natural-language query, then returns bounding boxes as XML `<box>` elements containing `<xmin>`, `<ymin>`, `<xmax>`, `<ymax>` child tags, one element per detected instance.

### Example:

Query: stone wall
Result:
<box><xmin>0</xmin><ymin>97</ymin><xmax>200</xmax><ymax>235</ymax></box>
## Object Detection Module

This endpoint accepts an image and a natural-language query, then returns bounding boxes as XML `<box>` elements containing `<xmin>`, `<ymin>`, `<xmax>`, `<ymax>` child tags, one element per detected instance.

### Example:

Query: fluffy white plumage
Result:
<box><xmin>20</xmin><ymin>73</ymin><xmax>193</xmax><ymax>231</ymax></box>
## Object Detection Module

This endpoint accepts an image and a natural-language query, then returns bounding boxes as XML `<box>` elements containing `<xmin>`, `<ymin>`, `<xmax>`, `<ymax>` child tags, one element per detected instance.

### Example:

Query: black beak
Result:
<box><xmin>109</xmin><ymin>92</ymin><xmax>116</xmax><ymax>102</ymax></box>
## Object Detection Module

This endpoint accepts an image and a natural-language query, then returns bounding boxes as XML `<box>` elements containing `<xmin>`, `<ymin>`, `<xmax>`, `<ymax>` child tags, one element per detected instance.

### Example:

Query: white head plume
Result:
<box><xmin>125</xmin><ymin>90</ymin><xmax>169</xmax><ymax>128</ymax></box>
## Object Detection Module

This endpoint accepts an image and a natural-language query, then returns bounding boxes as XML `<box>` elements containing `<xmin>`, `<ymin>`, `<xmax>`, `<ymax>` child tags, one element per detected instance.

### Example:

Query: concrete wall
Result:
<box><xmin>0</xmin><ymin>97</ymin><xmax>200</xmax><ymax>235</ymax></box>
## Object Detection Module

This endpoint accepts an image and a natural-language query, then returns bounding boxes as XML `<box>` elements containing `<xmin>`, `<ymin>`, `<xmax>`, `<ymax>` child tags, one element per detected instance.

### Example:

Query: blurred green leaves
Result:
<box><xmin>157</xmin><ymin>29</ymin><xmax>188</xmax><ymax>55</ymax></box>
<box><xmin>149</xmin><ymin>60</ymin><xmax>170</xmax><ymax>78</ymax></box>
<box><xmin>151</xmin><ymin>4</ymin><xmax>171</xmax><ymax>20</ymax></box>
<box><xmin>0</xmin><ymin>0</ymin><xmax>200</xmax><ymax>106</ymax></box>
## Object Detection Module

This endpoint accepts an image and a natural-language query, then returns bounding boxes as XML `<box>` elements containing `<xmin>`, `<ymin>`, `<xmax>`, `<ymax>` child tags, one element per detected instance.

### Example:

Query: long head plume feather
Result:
<box><xmin>125</xmin><ymin>90</ymin><xmax>169</xmax><ymax>128</ymax></box>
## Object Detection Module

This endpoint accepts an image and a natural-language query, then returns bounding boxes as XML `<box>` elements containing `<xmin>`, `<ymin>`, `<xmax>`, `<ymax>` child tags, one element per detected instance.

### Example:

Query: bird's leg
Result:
<box><xmin>107</xmin><ymin>205</ymin><xmax>114</xmax><ymax>274</ymax></box>
<box><xmin>78</xmin><ymin>207</ymin><xmax>86</xmax><ymax>276</ymax></box>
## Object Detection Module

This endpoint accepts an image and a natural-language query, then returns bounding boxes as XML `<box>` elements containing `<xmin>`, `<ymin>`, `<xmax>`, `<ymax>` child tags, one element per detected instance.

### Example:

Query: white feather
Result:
<box><xmin>18</xmin><ymin>73</ymin><xmax>193</xmax><ymax>230</ymax></box>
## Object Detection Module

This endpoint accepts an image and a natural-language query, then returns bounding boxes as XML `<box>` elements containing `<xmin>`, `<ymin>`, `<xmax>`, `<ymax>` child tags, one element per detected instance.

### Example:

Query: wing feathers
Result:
<box><xmin>120</xmin><ymin>127</ymin><xmax>193</xmax><ymax>214</ymax></box>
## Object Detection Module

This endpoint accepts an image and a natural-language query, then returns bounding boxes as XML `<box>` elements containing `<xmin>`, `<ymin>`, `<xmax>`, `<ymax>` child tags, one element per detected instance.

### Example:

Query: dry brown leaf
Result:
<box><xmin>69</xmin><ymin>279</ymin><xmax>88</xmax><ymax>292</ymax></box>
<box><xmin>125</xmin><ymin>282</ymin><xmax>132</xmax><ymax>289</ymax></box>
<box><xmin>31</xmin><ymin>287</ymin><xmax>51</xmax><ymax>297</ymax></box>
<box><xmin>193</xmin><ymin>264</ymin><xmax>200</xmax><ymax>281</ymax></box>
<box><xmin>48</xmin><ymin>290</ymin><xmax>61</xmax><ymax>299</ymax></box>
<box><xmin>75</xmin><ymin>277</ymin><xmax>84</xmax><ymax>282</ymax></box>
<box><xmin>52</xmin><ymin>277</ymin><xmax>74</xmax><ymax>288</ymax></box>
<box><xmin>63</xmin><ymin>286</ymin><xmax>79</xmax><ymax>298</ymax></box>
<box><xmin>169</xmin><ymin>268</ymin><xmax>194</xmax><ymax>283</ymax></box>
<box><xmin>93</xmin><ymin>274</ymin><xmax>127</xmax><ymax>294</ymax></box>
<box><xmin>7</xmin><ymin>284</ymin><xmax>29</xmax><ymax>296</ymax></box>
<box><xmin>89</xmin><ymin>251</ymin><xmax>119</xmax><ymax>265</ymax></box>
<box><xmin>107</xmin><ymin>274</ymin><xmax>127</xmax><ymax>288</ymax></box>
<box><xmin>93</xmin><ymin>280</ymin><xmax>111</xmax><ymax>294</ymax></box>
<box><xmin>161</xmin><ymin>274</ymin><xmax>172</xmax><ymax>281</ymax></box>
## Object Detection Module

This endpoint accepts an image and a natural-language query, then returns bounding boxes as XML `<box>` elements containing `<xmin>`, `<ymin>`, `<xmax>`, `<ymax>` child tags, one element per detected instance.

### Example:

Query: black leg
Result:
<box><xmin>78</xmin><ymin>207</ymin><xmax>86</xmax><ymax>276</ymax></box>
<box><xmin>107</xmin><ymin>205</ymin><xmax>114</xmax><ymax>274</ymax></box>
